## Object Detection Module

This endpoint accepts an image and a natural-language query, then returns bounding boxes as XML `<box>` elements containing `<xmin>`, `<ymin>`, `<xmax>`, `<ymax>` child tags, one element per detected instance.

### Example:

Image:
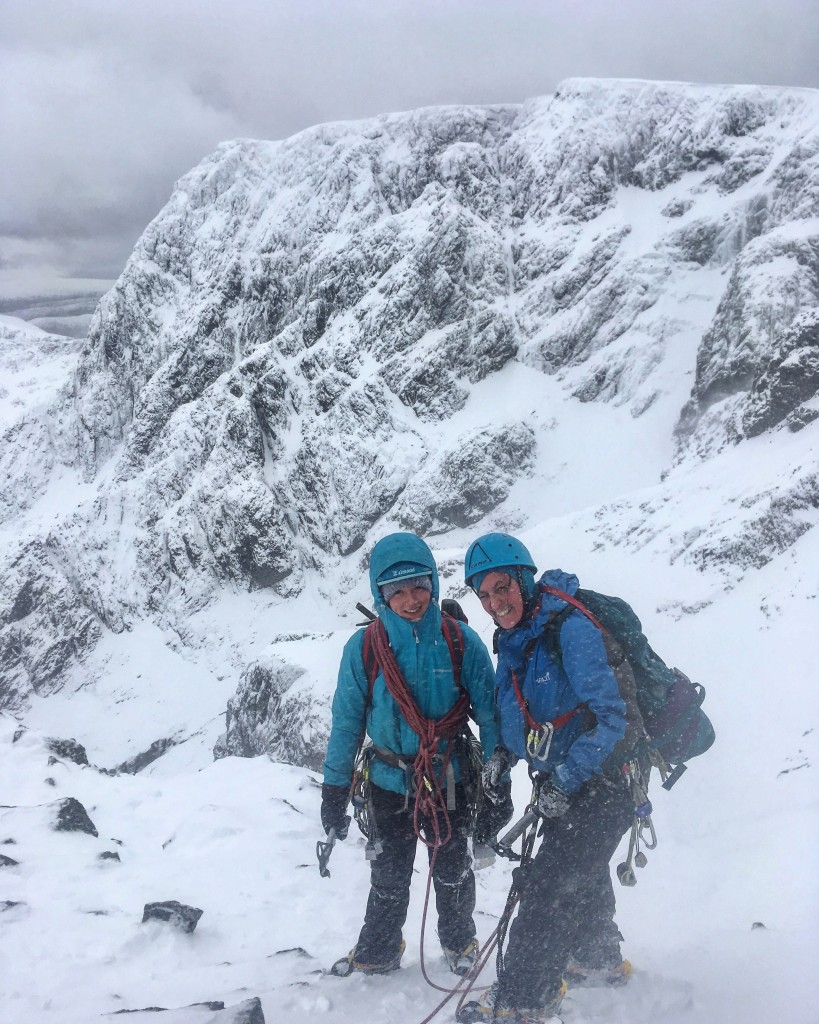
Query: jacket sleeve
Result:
<box><xmin>460</xmin><ymin>625</ymin><xmax>500</xmax><ymax>762</ymax></box>
<box><xmin>323</xmin><ymin>631</ymin><xmax>369</xmax><ymax>787</ymax></box>
<box><xmin>552</xmin><ymin>614</ymin><xmax>628</xmax><ymax>793</ymax></box>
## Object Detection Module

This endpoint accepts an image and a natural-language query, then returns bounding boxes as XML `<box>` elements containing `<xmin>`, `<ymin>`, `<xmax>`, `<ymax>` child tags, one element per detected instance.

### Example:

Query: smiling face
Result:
<box><xmin>476</xmin><ymin>570</ymin><xmax>525</xmax><ymax>629</ymax></box>
<box><xmin>387</xmin><ymin>584</ymin><xmax>433</xmax><ymax>622</ymax></box>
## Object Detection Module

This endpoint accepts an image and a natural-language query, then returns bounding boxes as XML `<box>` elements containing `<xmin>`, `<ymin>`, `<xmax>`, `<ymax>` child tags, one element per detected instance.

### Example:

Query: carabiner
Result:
<box><xmin>638</xmin><ymin>813</ymin><xmax>658</xmax><ymax>850</ymax></box>
<box><xmin>526</xmin><ymin>722</ymin><xmax>554</xmax><ymax>761</ymax></box>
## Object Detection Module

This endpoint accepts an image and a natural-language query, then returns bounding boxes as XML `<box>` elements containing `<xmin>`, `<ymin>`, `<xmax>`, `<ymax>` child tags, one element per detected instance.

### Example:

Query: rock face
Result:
<box><xmin>218</xmin><ymin>655</ymin><xmax>327</xmax><ymax>770</ymax></box>
<box><xmin>0</xmin><ymin>79</ymin><xmax>818</xmax><ymax>739</ymax></box>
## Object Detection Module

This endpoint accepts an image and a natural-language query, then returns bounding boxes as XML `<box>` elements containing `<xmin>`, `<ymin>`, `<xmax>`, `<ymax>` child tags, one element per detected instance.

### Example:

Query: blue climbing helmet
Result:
<box><xmin>464</xmin><ymin>532</ymin><xmax>538</xmax><ymax>599</ymax></box>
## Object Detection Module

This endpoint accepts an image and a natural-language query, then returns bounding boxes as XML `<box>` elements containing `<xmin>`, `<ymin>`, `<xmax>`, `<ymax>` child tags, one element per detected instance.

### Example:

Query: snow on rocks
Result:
<box><xmin>1</xmin><ymin>80</ymin><xmax>817</xmax><ymax>726</ymax></box>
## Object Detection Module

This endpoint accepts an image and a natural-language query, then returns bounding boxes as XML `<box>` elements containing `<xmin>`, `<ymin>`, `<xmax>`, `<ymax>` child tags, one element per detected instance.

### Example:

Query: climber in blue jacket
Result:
<box><xmin>322</xmin><ymin>531</ymin><xmax>499</xmax><ymax>978</ymax></box>
<box><xmin>458</xmin><ymin>532</ymin><xmax>635</xmax><ymax>1024</ymax></box>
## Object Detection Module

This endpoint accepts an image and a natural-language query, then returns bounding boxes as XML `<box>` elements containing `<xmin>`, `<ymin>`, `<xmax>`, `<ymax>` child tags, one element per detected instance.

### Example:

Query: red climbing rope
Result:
<box><xmin>369</xmin><ymin>618</ymin><xmax>471</xmax><ymax>849</ymax></box>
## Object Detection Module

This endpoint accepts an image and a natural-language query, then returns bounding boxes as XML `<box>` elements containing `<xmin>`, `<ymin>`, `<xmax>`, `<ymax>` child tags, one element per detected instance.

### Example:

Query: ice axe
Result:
<box><xmin>492</xmin><ymin>808</ymin><xmax>539</xmax><ymax>860</ymax></box>
<box><xmin>316</xmin><ymin>827</ymin><xmax>338</xmax><ymax>878</ymax></box>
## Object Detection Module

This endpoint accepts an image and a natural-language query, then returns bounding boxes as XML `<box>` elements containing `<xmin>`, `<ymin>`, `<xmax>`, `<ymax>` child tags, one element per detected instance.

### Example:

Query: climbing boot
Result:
<box><xmin>457</xmin><ymin>978</ymin><xmax>567</xmax><ymax>1023</ymax></box>
<box><xmin>442</xmin><ymin>936</ymin><xmax>479</xmax><ymax>976</ymax></box>
<box><xmin>329</xmin><ymin>938</ymin><xmax>406</xmax><ymax>977</ymax></box>
<box><xmin>564</xmin><ymin>956</ymin><xmax>633</xmax><ymax>988</ymax></box>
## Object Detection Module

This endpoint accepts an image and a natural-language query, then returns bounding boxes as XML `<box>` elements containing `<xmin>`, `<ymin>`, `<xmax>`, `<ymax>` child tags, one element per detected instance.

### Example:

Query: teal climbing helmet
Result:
<box><xmin>464</xmin><ymin>532</ymin><xmax>537</xmax><ymax>589</ymax></box>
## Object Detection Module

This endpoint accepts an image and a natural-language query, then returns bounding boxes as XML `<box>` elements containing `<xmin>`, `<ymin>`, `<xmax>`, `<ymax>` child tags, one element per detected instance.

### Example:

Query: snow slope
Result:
<box><xmin>1</xmin><ymin>78</ymin><xmax>818</xmax><ymax>1023</ymax></box>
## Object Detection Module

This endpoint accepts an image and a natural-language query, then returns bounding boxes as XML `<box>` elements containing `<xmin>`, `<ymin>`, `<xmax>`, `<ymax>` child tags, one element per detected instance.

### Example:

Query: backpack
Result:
<box><xmin>540</xmin><ymin>585</ymin><xmax>715</xmax><ymax>786</ymax></box>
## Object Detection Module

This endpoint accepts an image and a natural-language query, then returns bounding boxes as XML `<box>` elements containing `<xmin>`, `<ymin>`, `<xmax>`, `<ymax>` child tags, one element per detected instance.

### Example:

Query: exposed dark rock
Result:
<box><xmin>53</xmin><ymin>797</ymin><xmax>98</xmax><ymax>837</ymax></box>
<box><xmin>46</xmin><ymin>736</ymin><xmax>90</xmax><ymax>766</ymax></box>
<box><xmin>676</xmin><ymin>233</ymin><xmax>819</xmax><ymax>455</ymax></box>
<box><xmin>113</xmin><ymin>738</ymin><xmax>179</xmax><ymax>775</ymax></box>
<box><xmin>141</xmin><ymin>900</ymin><xmax>203</xmax><ymax>933</ymax></box>
<box><xmin>1</xmin><ymin>899</ymin><xmax>24</xmax><ymax>911</ymax></box>
<box><xmin>788</xmin><ymin>401</ymin><xmax>819</xmax><ymax>432</ymax></box>
<box><xmin>661</xmin><ymin>198</ymin><xmax>693</xmax><ymax>218</ymax></box>
<box><xmin>0</xmin><ymin>853</ymin><xmax>19</xmax><ymax>867</ymax></box>
<box><xmin>743</xmin><ymin>310</ymin><xmax>819</xmax><ymax>437</ymax></box>
<box><xmin>98</xmin><ymin>851</ymin><xmax>121</xmax><ymax>862</ymax></box>
<box><xmin>112</xmin><ymin>1003</ymin><xmax>225</xmax><ymax>1015</ymax></box>
<box><xmin>395</xmin><ymin>424</ymin><xmax>537</xmax><ymax>534</ymax></box>
<box><xmin>667</xmin><ymin>218</ymin><xmax>723</xmax><ymax>265</ymax></box>
<box><xmin>230</xmin><ymin>999</ymin><xmax>265</xmax><ymax>1024</ymax></box>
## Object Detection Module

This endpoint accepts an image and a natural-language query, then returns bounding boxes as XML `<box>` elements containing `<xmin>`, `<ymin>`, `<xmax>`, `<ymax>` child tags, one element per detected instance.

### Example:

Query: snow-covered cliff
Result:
<box><xmin>1</xmin><ymin>80</ymin><xmax>817</xmax><ymax>757</ymax></box>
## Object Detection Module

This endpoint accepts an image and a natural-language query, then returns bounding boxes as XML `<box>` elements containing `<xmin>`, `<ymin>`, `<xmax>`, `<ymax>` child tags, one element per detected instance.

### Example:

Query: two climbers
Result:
<box><xmin>458</xmin><ymin>532</ymin><xmax>637</xmax><ymax>1024</ymax></box>
<box><xmin>321</xmin><ymin>532</ymin><xmax>500</xmax><ymax>978</ymax></box>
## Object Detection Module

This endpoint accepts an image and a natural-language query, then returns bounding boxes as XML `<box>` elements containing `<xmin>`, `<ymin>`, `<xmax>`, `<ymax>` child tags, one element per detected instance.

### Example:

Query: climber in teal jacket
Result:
<box><xmin>322</xmin><ymin>531</ymin><xmax>499</xmax><ymax>979</ymax></box>
<box><xmin>324</xmin><ymin>531</ymin><xmax>499</xmax><ymax>794</ymax></box>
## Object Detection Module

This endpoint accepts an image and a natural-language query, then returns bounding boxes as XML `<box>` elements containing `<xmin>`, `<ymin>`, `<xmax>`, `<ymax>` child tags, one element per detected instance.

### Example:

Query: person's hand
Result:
<box><xmin>481</xmin><ymin>746</ymin><xmax>516</xmax><ymax>804</ymax></box>
<box><xmin>535</xmin><ymin>778</ymin><xmax>570</xmax><ymax>819</ymax></box>
<box><xmin>321</xmin><ymin>783</ymin><xmax>351</xmax><ymax>839</ymax></box>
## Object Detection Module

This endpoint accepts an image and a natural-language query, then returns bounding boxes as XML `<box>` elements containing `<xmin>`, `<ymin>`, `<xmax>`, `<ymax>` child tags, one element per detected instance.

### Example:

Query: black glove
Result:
<box><xmin>473</xmin><ymin>782</ymin><xmax>514</xmax><ymax>844</ymax></box>
<box><xmin>481</xmin><ymin>746</ymin><xmax>516</xmax><ymax>803</ymax></box>
<box><xmin>535</xmin><ymin>778</ymin><xmax>571</xmax><ymax>819</ymax></box>
<box><xmin>321</xmin><ymin>783</ymin><xmax>351</xmax><ymax>839</ymax></box>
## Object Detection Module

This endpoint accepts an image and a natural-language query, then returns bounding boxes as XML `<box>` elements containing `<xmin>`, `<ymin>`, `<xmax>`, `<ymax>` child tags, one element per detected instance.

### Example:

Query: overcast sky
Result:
<box><xmin>1</xmin><ymin>0</ymin><xmax>818</xmax><ymax>303</ymax></box>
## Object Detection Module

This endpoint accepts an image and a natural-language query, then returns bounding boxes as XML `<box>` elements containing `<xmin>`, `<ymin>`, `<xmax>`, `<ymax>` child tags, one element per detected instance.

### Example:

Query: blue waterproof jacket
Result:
<box><xmin>495</xmin><ymin>569</ymin><xmax>628</xmax><ymax>793</ymax></box>
<box><xmin>323</xmin><ymin>533</ymin><xmax>500</xmax><ymax>795</ymax></box>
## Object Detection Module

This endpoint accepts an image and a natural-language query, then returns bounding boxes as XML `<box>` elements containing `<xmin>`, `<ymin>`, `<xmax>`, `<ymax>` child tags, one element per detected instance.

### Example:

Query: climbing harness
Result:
<box><xmin>509</xmin><ymin>664</ymin><xmax>586</xmax><ymax>764</ymax></box>
<box><xmin>367</xmin><ymin>617</ymin><xmax>471</xmax><ymax>850</ymax></box>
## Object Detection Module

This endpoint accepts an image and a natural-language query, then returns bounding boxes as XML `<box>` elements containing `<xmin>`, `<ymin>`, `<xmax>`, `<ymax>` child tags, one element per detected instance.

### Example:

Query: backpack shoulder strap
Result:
<box><xmin>440</xmin><ymin>612</ymin><xmax>465</xmax><ymax>689</ymax></box>
<box><xmin>533</xmin><ymin>585</ymin><xmax>603</xmax><ymax>668</ymax></box>
<box><xmin>539</xmin><ymin>584</ymin><xmax>604</xmax><ymax>631</ymax></box>
<box><xmin>362</xmin><ymin>621</ymin><xmax>379</xmax><ymax>706</ymax></box>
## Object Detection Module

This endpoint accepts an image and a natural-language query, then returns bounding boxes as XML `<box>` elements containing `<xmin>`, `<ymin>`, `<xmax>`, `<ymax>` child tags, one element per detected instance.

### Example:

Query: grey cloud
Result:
<box><xmin>1</xmin><ymin>0</ymin><xmax>817</xmax><ymax>303</ymax></box>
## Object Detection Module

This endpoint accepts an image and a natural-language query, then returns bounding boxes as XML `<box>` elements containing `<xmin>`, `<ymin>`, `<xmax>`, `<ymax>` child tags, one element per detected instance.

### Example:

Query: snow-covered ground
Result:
<box><xmin>2</xmin><ymin>503</ymin><xmax>817</xmax><ymax>1023</ymax></box>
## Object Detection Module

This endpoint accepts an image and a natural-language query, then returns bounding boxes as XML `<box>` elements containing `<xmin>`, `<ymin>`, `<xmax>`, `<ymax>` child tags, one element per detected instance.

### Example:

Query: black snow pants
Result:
<box><xmin>354</xmin><ymin>782</ymin><xmax>476</xmax><ymax>964</ymax></box>
<box><xmin>496</xmin><ymin>773</ymin><xmax>633</xmax><ymax>1012</ymax></box>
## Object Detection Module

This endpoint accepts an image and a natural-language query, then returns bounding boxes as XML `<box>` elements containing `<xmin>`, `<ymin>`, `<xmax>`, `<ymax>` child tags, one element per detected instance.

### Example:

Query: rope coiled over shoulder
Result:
<box><xmin>368</xmin><ymin>618</ymin><xmax>471</xmax><ymax>848</ymax></box>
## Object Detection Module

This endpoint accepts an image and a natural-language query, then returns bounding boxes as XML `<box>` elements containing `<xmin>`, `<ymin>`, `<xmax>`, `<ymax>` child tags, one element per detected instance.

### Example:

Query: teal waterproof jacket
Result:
<box><xmin>323</xmin><ymin>533</ymin><xmax>500</xmax><ymax>795</ymax></box>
